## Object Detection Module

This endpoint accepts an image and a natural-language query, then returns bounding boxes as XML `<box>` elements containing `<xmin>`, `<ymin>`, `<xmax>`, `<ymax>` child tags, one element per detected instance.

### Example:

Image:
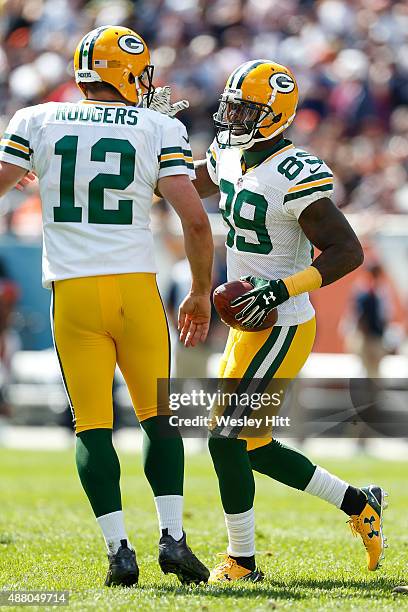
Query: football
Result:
<box><xmin>213</xmin><ymin>280</ymin><xmax>278</xmax><ymax>332</ymax></box>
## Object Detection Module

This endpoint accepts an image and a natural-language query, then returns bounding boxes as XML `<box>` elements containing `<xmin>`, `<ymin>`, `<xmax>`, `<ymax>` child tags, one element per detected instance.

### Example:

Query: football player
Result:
<box><xmin>190</xmin><ymin>60</ymin><xmax>388</xmax><ymax>581</ymax></box>
<box><xmin>0</xmin><ymin>26</ymin><xmax>212</xmax><ymax>586</ymax></box>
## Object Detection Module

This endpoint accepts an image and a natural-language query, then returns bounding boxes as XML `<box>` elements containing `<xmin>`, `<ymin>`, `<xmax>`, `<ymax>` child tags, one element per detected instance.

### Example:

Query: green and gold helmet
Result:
<box><xmin>214</xmin><ymin>60</ymin><xmax>299</xmax><ymax>149</ymax></box>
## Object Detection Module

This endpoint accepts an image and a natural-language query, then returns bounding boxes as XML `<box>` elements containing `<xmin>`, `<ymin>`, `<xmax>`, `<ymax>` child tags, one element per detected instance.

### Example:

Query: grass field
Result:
<box><xmin>0</xmin><ymin>447</ymin><xmax>407</xmax><ymax>611</ymax></box>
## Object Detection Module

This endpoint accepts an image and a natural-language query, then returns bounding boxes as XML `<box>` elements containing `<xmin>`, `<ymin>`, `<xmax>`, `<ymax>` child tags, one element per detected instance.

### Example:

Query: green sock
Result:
<box><xmin>249</xmin><ymin>439</ymin><xmax>316</xmax><ymax>490</ymax></box>
<box><xmin>208</xmin><ymin>436</ymin><xmax>255</xmax><ymax>514</ymax></box>
<box><xmin>76</xmin><ymin>428</ymin><xmax>122</xmax><ymax>517</ymax></box>
<box><xmin>140</xmin><ymin>416</ymin><xmax>184</xmax><ymax>496</ymax></box>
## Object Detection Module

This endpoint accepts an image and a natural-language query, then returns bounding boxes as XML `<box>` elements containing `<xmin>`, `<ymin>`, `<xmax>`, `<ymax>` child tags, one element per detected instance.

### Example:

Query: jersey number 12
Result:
<box><xmin>53</xmin><ymin>135</ymin><xmax>136</xmax><ymax>224</ymax></box>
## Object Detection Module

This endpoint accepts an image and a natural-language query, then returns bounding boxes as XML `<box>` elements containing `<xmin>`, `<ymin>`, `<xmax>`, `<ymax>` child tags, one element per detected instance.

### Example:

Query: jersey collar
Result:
<box><xmin>242</xmin><ymin>138</ymin><xmax>294</xmax><ymax>174</ymax></box>
<box><xmin>79</xmin><ymin>99</ymin><xmax>128</xmax><ymax>106</ymax></box>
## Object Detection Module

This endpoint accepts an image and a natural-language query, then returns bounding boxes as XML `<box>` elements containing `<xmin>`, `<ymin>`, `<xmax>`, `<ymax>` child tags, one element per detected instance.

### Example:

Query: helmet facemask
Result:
<box><xmin>137</xmin><ymin>64</ymin><xmax>155</xmax><ymax>107</ymax></box>
<box><xmin>214</xmin><ymin>90</ymin><xmax>280</xmax><ymax>149</ymax></box>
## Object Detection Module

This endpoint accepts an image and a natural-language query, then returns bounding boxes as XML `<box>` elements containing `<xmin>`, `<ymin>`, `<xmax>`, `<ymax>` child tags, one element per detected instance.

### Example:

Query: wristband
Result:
<box><xmin>283</xmin><ymin>265</ymin><xmax>322</xmax><ymax>297</ymax></box>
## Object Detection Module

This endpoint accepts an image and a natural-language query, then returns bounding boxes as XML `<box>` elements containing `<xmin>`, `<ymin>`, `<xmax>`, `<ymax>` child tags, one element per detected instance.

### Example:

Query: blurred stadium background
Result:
<box><xmin>0</xmin><ymin>0</ymin><xmax>407</xmax><ymax>452</ymax></box>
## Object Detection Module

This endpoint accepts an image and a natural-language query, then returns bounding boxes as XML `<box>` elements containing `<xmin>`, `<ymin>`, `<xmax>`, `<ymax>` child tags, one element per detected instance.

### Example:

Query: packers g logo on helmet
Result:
<box><xmin>214</xmin><ymin>60</ymin><xmax>299</xmax><ymax>149</ymax></box>
<box><xmin>74</xmin><ymin>26</ymin><xmax>154</xmax><ymax>105</ymax></box>
<box><xmin>269</xmin><ymin>72</ymin><xmax>295</xmax><ymax>94</ymax></box>
<box><xmin>118</xmin><ymin>35</ymin><xmax>145</xmax><ymax>55</ymax></box>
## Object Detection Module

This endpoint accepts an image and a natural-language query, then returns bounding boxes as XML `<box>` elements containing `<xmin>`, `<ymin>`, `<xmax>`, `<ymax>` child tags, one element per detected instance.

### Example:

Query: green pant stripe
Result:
<box><xmin>225</xmin><ymin>325</ymin><xmax>298</xmax><ymax>438</ymax></box>
<box><xmin>51</xmin><ymin>284</ymin><xmax>75</xmax><ymax>416</ymax></box>
<box><xmin>258</xmin><ymin>325</ymin><xmax>298</xmax><ymax>391</ymax></box>
<box><xmin>243</xmin><ymin>325</ymin><xmax>282</xmax><ymax>379</ymax></box>
<box><xmin>212</xmin><ymin>326</ymin><xmax>283</xmax><ymax>433</ymax></box>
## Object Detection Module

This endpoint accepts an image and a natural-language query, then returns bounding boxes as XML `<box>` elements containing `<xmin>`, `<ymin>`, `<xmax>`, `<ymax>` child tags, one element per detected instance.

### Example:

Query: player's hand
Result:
<box><xmin>231</xmin><ymin>276</ymin><xmax>289</xmax><ymax>327</ymax></box>
<box><xmin>178</xmin><ymin>293</ymin><xmax>211</xmax><ymax>347</ymax></box>
<box><xmin>143</xmin><ymin>86</ymin><xmax>189</xmax><ymax>117</ymax></box>
<box><xmin>14</xmin><ymin>171</ymin><xmax>37</xmax><ymax>192</ymax></box>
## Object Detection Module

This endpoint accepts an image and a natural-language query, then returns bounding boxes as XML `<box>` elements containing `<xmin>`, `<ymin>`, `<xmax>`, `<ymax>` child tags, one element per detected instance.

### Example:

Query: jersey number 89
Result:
<box><xmin>219</xmin><ymin>179</ymin><xmax>272</xmax><ymax>255</ymax></box>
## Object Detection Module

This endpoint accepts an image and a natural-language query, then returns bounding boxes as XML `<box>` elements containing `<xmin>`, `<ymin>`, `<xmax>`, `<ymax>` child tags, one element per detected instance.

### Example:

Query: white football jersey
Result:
<box><xmin>206</xmin><ymin>138</ymin><xmax>334</xmax><ymax>326</ymax></box>
<box><xmin>0</xmin><ymin>101</ymin><xmax>195</xmax><ymax>287</ymax></box>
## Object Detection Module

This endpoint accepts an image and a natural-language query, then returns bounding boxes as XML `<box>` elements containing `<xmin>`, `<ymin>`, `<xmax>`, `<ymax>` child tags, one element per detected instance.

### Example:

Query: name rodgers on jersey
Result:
<box><xmin>55</xmin><ymin>105</ymin><xmax>138</xmax><ymax>126</ymax></box>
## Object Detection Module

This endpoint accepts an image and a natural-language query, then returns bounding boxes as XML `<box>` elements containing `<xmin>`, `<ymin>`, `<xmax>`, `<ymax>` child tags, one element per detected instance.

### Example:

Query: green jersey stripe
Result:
<box><xmin>0</xmin><ymin>145</ymin><xmax>30</xmax><ymax>161</ymax></box>
<box><xmin>182</xmin><ymin>148</ymin><xmax>193</xmax><ymax>158</ymax></box>
<box><xmin>161</xmin><ymin>146</ymin><xmax>183</xmax><ymax>155</ymax></box>
<box><xmin>208</xmin><ymin>154</ymin><xmax>216</xmax><ymax>169</ymax></box>
<box><xmin>160</xmin><ymin>159</ymin><xmax>188</xmax><ymax>169</ymax></box>
<box><xmin>284</xmin><ymin>183</ymin><xmax>333</xmax><ymax>203</ymax></box>
<box><xmin>3</xmin><ymin>133</ymin><xmax>30</xmax><ymax>148</ymax></box>
<box><xmin>297</xmin><ymin>171</ymin><xmax>333</xmax><ymax>185</ymax></box>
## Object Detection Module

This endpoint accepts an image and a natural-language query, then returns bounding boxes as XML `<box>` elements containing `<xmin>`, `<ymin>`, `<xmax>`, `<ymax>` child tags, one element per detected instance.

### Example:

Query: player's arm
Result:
<box><xmin>154</xmin><ymin>160</ymin><xmax>219</xmax><ymax>199</ymax></box>
<box><xmin>0</xmin><ymin>108</ymin><xmax>34</xmax><ymax>196</ymax></box>
<box><xmin>0</xmin><ymin>162</ymin><xmax>29</xmax><ymax>197</ymax></box>
<box><xmin>298</xmin><ymin>197</ymin><xmax>364</xmax><ymax>284</ymax></box>
<box><xmin>158</xmin><ymin>174</ymin><xmax>214</xmax><ymax>347</ymax></box>
<box><xmin>192</xmin><ymin>159</ymin><xmax>219</xmax><ymax>198</ymax></box>
<box><xmin>232</xmin><ymin>197</ymin><xmax>363</xmax><ymax>328</ymax></box>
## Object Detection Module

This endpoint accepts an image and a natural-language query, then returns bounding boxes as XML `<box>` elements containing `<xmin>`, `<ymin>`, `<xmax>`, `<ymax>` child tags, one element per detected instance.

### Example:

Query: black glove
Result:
<box><xmin>231</xmin><ymin>276</ymin><xmax>290</xmax><ymax>328</ymax></box>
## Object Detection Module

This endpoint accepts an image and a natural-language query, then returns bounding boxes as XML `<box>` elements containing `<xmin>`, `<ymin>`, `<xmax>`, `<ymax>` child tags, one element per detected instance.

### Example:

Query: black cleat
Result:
<box><xmin>105</xmin><ymin>539</ymin><xmax>139</xmax><ymax>587</ymax></box>
<box><xmin>158</xmin><ymin>529</ymin><xmax>210</xmax><ymax>585</ymax></box>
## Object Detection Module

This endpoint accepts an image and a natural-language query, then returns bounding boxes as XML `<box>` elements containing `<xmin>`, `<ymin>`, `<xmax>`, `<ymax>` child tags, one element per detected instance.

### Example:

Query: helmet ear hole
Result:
<box><xmin>128</xmin><ymin>73</ymin><xmax>135</xmax><ymax>84</ymax></box>
<box><xmin>272</xmin><ymin>113</ymin><xmax>282</xmax><ymax>124</ymax></box>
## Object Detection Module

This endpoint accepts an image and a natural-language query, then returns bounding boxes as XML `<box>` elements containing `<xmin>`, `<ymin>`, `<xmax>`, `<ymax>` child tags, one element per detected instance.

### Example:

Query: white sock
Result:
<box><xmin>96</xmin><ymin>510</ymin><xmax>132</xmax><ymax>554</ymax></box>
<box><xmin>225</xmin><ymin>507</ymin><xmax>255</xmax><ymax>557</ymax></box>
<box><xmin>154</xmin><ymin>495</ymin><xmax>183</xmax><ymax>541</ymax></box>
<box><xmin>305</xmin><ymin>466</ymin><xmax>349</xmax><ymax>508</ymax></box>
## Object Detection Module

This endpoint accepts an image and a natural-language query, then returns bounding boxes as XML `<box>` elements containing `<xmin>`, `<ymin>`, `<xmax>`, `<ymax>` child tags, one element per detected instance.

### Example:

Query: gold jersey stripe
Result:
<box><xmin>0</xmin><ymin>139</ymin><xmax>30</xmax><ymax>154</ymax></box>
<box><xmin>288</xmin><ymin>177</ymin><xmax>333</xmax><ymax>193</ymax></box>
<box><xmin>160</xmin><ymin>152</ymin><xmax>185</xmax><ymax>161</ymax></box>
<box><xmin>160</xmin><ymin>153</ymin><xmax>193</xmax><ymax>163</ymax></box>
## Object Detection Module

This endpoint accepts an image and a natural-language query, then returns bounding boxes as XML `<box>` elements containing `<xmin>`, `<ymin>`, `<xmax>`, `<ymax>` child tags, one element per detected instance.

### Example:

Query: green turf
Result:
<box><xmin>0</xmin><ymin>447</ymin><xmax>407</xmax><ymax>610</ymax></box>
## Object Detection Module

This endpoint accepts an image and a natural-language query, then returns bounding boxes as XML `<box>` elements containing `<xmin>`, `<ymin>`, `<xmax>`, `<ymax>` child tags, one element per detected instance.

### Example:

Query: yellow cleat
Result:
<box><xmin>209</xmin><ymin>555</ymin><xmax>264</xmax><ymax>583</ymax></box>
<box><xmin>348</xmin><ymin>485</ymin><xmax>388</xmax><ymax>571</ymax></box>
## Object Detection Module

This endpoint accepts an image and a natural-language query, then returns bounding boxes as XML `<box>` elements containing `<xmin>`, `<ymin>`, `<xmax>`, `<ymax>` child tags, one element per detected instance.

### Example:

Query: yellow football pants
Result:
<box><xmin>51</xmin><ymin>273</ymin><xmax>170</xmax><ymax>433</ymax></box>
<box><xmin>217</xmin><ymin>317</ymin><xmax>316</xmax><ymax>450</ymax></box>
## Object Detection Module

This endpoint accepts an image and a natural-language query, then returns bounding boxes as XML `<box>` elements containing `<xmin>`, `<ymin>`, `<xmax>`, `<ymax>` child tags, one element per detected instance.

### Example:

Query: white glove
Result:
<box><xmin>142</xmin><ymin>86</ymin><xmax>189</xmax><ymax>117</ymax></box>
